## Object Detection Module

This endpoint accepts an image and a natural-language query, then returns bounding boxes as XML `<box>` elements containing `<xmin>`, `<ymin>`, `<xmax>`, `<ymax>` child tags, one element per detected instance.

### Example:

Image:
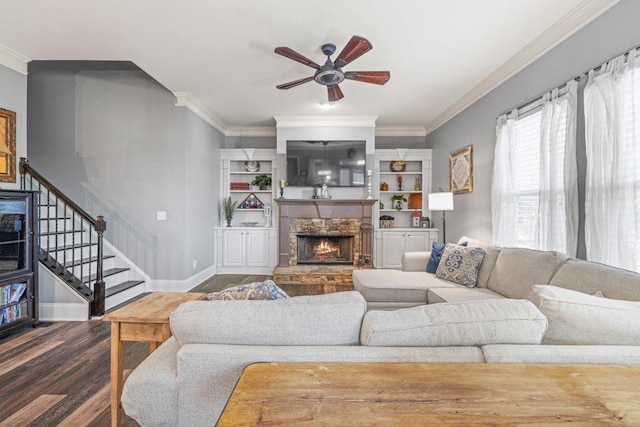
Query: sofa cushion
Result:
<box><xmin>427</xmin><ymin>287</ymin><xmax>505</xmax><ymax>304</ymax></box>
<box><xmin>482</xmin><ymin>344</ymin><xmax>640</xmax><ymax>364</ymax></box>
<box><xmin>360</xmin><ymin>299</ymin><xmax>547</xmax><ymax>347</ymax></box>
<box><xmin>549</xmin><ymin>258</ymin><xmax>640</xmax><ymax>301</ymax></box>
<box><xmin>352</xmin><ymin>269</ymin><xmax>457</xmax><ymax>303</ymax></box>
<box><xmin>170</xmin><ymin>291</ymin><xmax>366</xmax><ymax>346</ymax></box>
<box><xmin>206</xmin><ymin>280</ymin><xmax>289</xmax><ymax>300</ymax></box>
<box><xmin>435</xmin><ymin>244</ymin><xmax>485</xmax><ymax>288</ymax></box>
<box><xmin>487</xmin><ymin>248</ymin><xmax>566</xmax><ymax>298</ymax></box>
<box><xmin>426</xmin><ymin>241</ymin><xmax>467</xmax><ymax>273</ymax></box>
<box><xmin>458</xmin><ymin>236</ymin><xmax>501</xmax><ymax>288</ymax></box>
<box><xmin>526</xmin><ymin>285</ymin><xmax>640</xmax><ymax>345</ymax></box>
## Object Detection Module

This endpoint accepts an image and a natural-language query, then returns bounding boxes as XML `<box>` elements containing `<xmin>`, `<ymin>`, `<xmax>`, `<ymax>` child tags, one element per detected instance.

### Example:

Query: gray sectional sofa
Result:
<box><xmin>122</xmin><ymin>237</ymin><xmax>640</xmax><ymax>426</ymax></box>
<box><xmin>353</xmin><ymin>236</ymin><xmax>640</xmax><ymax>309</ymax></box>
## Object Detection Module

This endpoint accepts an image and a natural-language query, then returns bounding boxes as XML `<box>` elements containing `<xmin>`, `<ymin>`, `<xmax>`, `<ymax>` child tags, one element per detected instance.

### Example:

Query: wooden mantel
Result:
<box><xmin>275</xmin><ymin>199</ymin><xmax>377</xmax><ymax>267</ymax></box>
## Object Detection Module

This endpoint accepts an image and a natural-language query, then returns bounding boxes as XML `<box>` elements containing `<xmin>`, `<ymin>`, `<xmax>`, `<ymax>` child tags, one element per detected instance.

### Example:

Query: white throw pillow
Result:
<box><xmin>526</xmin><ymin>284</ymin><xmax>640</xmax><ymax>345</ymax></box>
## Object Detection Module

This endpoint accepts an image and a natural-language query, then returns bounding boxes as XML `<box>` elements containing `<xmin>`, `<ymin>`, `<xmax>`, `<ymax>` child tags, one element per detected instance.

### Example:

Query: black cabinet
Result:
<box><xmin>0</xmin><ymin>190</ymin><xmax>38</xmax><ymax>337</ymax></box>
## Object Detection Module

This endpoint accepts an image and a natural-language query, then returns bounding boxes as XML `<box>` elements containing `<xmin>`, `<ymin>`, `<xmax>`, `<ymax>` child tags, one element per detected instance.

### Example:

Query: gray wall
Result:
<box><xmin>426</xmin><ymin>0</ymin><xmax>640</xmax><ymax>258</ymax></box>
<box><xmin>27</xmin><ymin>61</ymin><xmax>222</xmax><ymax>280</ymax></box>
<box><xmin>0</xmin><ymin>64</ymin><xmax>27</xmax><ymax>190</ymax></box>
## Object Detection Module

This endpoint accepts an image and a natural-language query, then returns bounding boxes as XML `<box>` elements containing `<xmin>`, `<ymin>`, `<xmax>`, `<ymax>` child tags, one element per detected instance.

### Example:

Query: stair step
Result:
<box><xmin>63</xmin><ymin>254</ymin><xmax>115</xmax><ymax>268</ymax></box>
<box><xmin>82</xmin><ymin>267</ymin><xmax>129</xmax><ymax>284</ymax></box>
<box><xmin>106</xmin><ymin>280</ymin><xmax>145</xmax><ymax>298</ymax></box>
<box><xmin>45</xmin><ymin>242</ymin><xmax>98</xmax><ymax>252</ymax></box>
<box><xmin>39</xmin><ymin>217</ymin><xmax>71</xmax><ymax>220</ymax></box>
<box><xmin>40</xmin><ymin>230</ymin><xmax>85</xmax><ymax>236</ymax></box>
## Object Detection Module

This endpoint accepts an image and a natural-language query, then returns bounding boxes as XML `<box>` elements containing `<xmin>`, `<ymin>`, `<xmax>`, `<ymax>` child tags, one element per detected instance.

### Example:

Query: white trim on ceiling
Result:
<box><xmin>226</xmin><ymin>127</ymin><xmax>277</xmax><ymax>137</ymax></box>
<box><xmin>375</xmin><ymin>126</ymin><xmax>427</xmax><ymax>137</ymax></box>
<box><xmin>274</xmin><ymin>116</ymin><xmax>378</xmax><ymax>128</ymax></box>
<box><xmin>0</xmin><ymin>44</ymin><xmax>30</xmax><ymax>75</ymax></box>
<box><xmin>425</xmin><ymin>0</ymin><xmax>620</xmax><ymax>134</ymax></box>
<box><xmin>174</xmin><ymin>92</ymin><xmax>228</xmax><ymax>135</ymax></box>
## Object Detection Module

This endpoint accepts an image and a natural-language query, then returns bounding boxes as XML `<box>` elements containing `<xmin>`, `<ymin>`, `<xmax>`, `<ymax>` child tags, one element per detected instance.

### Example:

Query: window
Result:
<box><xmin>492</xmin><ymin>80</ymin><xmax>578</xmax><ymax>256</ymax></box>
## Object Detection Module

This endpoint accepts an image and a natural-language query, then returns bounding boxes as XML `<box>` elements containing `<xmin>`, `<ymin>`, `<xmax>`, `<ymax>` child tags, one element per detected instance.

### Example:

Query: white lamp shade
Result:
<box><xmin>428</xmin><ymin>192</ymin><xmax>454</xmax><ymax>211</ymax></box>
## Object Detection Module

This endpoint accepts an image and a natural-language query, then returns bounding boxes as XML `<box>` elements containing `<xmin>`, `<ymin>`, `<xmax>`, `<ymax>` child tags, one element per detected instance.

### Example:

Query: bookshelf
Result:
<box><xmin>0</xmin><ymin>190</ymin><xmax>38</xmax><ymax>337</ymax></box>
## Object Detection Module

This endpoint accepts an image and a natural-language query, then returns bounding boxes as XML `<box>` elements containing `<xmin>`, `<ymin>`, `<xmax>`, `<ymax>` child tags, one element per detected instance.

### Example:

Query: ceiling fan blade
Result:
<box><xmin>334</xmin><ymin>36</ymin><xmax>372</xmax><ymax>68</ymax></box>
<box><xmin>327</xmin><ymin>85</ymin><xmax>344</xmax><ymax>102</ymax></box>
<box><xmin>274</xmin><ymin>47</ymin><xmax>320</xmax><ymax>69</ymax></box>
<box><xmin>276</xmin><ymin>76</ymin><xmax>315</xmax><ymax>90</ymax></box>
<box><xmin>344</xmin><ymin>71</ymin><xmax>391</xmax><ymax>85</ymax></box>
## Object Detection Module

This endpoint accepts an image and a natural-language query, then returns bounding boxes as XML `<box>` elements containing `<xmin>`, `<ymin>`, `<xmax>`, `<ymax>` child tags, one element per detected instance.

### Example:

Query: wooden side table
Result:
<box><xmin>104</xmin><ymin>292</ymin><xmax>206</xmax><ymax>427</ymax></box>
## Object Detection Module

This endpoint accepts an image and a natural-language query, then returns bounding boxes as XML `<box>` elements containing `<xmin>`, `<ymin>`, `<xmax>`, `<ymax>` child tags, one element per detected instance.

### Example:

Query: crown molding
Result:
<box><xmin>274</xmin><ymin>116</ymin><xmax>378</xmax><ymax>128</ymax></box>
<box><xmin>425</xmin><ymin>0</ymin><xmax>620</xmax><ymax>134</ymax></box>
<box><xmin>0</xmin><ymin>44</ymin><xmax>30</xmax><ymax>75</ymax></box>
<box><xmin>226</xmin><ymin>127</ymin><xmax>276</xmax><ymax>137</ymax></box>
<box><xmin>375</xmin><ymin>126</ymin><xmax>427</xmax><ymax>137</ymax></box>
<box><xmin>174</xmin><ymin>92</ymin><xmax>228</xmax><ymax>135</ymax></box>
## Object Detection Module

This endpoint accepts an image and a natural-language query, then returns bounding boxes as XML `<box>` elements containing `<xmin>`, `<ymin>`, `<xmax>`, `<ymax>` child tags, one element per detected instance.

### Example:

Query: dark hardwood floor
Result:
<box><xmin>0</xmin><ymin>274</ymin><xmax>268</xmax><ymax>426</ymax></box>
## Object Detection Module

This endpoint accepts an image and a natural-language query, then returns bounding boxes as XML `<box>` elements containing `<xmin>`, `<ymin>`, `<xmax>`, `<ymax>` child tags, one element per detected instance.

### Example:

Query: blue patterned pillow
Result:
<box><xmin>206</xmin><ymin>280</ymin><xmax>289</xmax><ymax>300</ymax></box>
<box><xmin>435</xmin><ymin>244</ymin><xmax>486</xmax><ymax>288</ymax></box>
<box><xmin>426</xmin><ymin>241</ymin><xmax>467</xmax><ymax>273</ymax></box>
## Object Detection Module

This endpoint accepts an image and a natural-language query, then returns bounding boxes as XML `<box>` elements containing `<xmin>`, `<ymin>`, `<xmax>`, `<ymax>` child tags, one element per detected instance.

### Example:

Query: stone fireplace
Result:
<box><xmin>272</xmin><ymin>199</ymin><xmax>376</xmax><ymax>295</ymax></box>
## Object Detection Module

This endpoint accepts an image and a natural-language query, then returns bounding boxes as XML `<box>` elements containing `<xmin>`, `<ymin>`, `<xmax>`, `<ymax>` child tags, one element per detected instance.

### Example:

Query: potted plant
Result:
<box><xmin>222</xmin><ymin>196</ymin><xmax>238</xmax><ymax>227</ymax></box>
<box><xmin>251</xmin><ymin>174</ymin><xmax>272</xmax><ymax>190</ymax></box>
<box><xmin>391</xmin><ymin>194</ymin><xmax>407</xmax><ymax>211</ymax></box>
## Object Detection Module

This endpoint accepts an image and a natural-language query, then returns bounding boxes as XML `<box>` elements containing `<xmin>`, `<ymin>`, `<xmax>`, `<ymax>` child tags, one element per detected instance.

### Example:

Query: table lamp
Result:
<box><xmin>408</xmin><ymin>193</ymin><xmax>422</xmax><ymax>227</ymax></box>
<box><xmin>428</xmin><ymin>189</ymin><xmax>454</xmax><ymax>242</ymax></box>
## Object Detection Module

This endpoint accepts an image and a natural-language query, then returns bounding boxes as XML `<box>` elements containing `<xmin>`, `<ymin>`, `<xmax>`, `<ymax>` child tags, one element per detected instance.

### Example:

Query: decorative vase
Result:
<box><xmin>381</xmin><ymin>182</ymin><xmax>389</xmax><ymax>191</ymax></box>
<box><xmin>226</xmin><ymin>217</ymin><xmax>232</xmax><ymax>227</ymax></box>
<box><xmin>259</xmin><ymin>184</ymin><xmax>267</xmax><ymax>191</ymax></box>
<box><xmin>394</xmin><ymin>200</ymin><xmax>403</xmax><ymax>211</ymax></box>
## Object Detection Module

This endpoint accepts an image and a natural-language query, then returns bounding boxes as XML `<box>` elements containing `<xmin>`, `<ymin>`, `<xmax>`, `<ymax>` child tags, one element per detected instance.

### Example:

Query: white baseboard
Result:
<box><xmin>148</xmin><ymin>264</ymin><xmax>217</xmax><ymax>292</ymax></box>
<box><xmin>39</xmin><ymin>302</ymin><xmax>89</xmax><ymax>321</ymax></box>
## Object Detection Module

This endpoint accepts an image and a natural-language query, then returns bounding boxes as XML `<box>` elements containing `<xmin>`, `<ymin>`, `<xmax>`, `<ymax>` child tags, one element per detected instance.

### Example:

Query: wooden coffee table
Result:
<box><xmin>104</xmin><ymin>291</ymin><xmax>206</xmax><ymax>426</ymax></box>
<box><xmin>218</xmin><ymin>362</ymin><xmax>640</xmax><ymax>425</ymax></box>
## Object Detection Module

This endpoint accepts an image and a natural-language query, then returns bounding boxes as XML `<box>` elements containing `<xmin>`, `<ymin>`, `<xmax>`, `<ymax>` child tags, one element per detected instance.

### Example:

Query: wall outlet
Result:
<box><xmin>157</xmin><ymin>211</ymin><xmax>167</xmax><ymax>221</ymax></box>
<box><xmin>192</xmin><ymin>260</ymin><xmax>197</xmax><ymax>269</ymax></box>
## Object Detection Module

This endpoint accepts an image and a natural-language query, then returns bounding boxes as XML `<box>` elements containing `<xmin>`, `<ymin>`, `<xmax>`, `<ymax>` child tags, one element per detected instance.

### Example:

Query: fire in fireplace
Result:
<box><xmin>297</xmin><ymin>235</ymin><xmax>354</xmax><ymax>265</ymax></box>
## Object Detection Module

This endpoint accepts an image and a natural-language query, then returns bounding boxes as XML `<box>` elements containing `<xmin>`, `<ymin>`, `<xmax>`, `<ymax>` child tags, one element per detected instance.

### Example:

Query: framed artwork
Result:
<box><xmin>0</xmin><ymin>108</ymin><xmax>16</xmax><ymax>183</ymax></box>
<box><xmin>449</xmin><ymin>145</ymin><xmax>473</xmax><ymax>194</ymax></box>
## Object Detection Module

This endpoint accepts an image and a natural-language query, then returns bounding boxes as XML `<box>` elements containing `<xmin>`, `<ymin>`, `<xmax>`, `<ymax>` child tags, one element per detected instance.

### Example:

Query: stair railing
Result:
<box><xmin>19</xmin><ymin>157</ymin><xmax>107</xmax><ymax>316</ymax></box>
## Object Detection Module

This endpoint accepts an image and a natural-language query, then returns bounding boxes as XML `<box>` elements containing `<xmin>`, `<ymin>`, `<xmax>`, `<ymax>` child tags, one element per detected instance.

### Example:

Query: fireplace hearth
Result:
<box><xmin>297</xmin><ymin>235</ymin><xmax>354</xmax><ymax>265</ymax></box>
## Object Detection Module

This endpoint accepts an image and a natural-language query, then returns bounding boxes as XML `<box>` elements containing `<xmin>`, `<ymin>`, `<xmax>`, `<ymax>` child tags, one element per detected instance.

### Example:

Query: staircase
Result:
<box><xmin>20</xmin><ymin>158</ymin><xmax>145</xmax><ymax>316</ymax></box>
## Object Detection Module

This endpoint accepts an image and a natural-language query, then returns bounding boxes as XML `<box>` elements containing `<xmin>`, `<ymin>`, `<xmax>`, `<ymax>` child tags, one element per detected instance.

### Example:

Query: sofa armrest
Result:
<box><xmin>402</xmin><ymin>252</ymin><xmax>430</xmax><ymax>271</ymax></box>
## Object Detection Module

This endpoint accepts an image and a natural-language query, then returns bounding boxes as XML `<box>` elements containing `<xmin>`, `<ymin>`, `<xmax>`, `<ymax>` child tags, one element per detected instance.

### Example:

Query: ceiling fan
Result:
<box><xmin>274</xmin><ymin>35</ymin><xmax>390</xmax><ymax>102</ymax></box>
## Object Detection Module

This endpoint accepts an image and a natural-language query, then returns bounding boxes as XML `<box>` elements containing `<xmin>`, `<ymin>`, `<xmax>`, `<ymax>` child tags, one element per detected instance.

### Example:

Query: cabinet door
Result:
<box><xmin>245</xmin><ymin>229</ymin><xmax>270</xmax><ymax>267</ymax></box>
<box><xmin>405</xmin><ymin>231</ymin><xmax>431</xmax><ymax>253</ymax></box>
<box><xmin>222</xmin><ymin>229</ymin><xmax>246</xmax><ymax>267</ymax></box>
<box><xmin>381</xmin><ymin>232</ymin><xmax>405</xmax><ymax>269</ymax></box>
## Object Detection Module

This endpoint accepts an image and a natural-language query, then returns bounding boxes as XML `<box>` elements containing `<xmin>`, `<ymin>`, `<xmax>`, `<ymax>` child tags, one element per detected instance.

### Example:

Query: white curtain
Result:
<box><xmin>492</xmin><ymin>79</ymin><xmax>578</xmax><ymax>256</ymax></box>
<box><xmin>538</xmin><ymin>80</ymin><xmax>578</xmax><ymax>255</ymax></box>
<box><xmin>584</xmin><ymin>49</ymin><xmax>640</xmax><ymax>272</ymax></box>
<box><xmin>492</xmin><ymin>111</ymin><xmax>519</xmax><ymax>247</ymax></box>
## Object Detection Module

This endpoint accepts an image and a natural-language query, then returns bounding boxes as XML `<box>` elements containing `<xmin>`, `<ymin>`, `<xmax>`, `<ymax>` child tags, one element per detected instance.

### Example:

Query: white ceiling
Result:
<box><xmin>0</xmin><ymin>0</ymin><xmax>617</xmax><ymax>136</ymax></box>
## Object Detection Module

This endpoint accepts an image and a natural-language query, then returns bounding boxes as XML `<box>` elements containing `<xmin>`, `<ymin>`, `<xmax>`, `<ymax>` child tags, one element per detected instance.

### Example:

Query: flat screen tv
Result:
<box><xmin>286</xmin><ymin>140</ymin><xmax>366</xmax><ymax>187</ymax></box>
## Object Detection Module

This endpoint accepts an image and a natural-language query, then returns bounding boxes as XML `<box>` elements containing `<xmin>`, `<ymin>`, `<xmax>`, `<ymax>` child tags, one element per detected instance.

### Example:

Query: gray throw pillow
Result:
<box><xmin>206</xmin><ymin>280</ymin><xmax>289</xmax><ymax>300</ymax></box>
<box><xmin>435</xmin><ymin>244</ymin><xmax>485</xmax><ymax>288</ymax></box>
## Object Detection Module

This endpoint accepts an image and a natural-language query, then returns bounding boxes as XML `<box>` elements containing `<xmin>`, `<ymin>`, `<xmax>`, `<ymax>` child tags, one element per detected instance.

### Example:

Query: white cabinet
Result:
<box><xmin>375</xmin><ymin>228</ymin><xmax>438</xmax><ymax>269</ymax></box>
<box><xmin>216</xmin><ymin>149</ymin><xmax>278</xmax><ymax>274</ymax></box>
<box><xmin>216</xmin><ymin>227</ymin><xmax>276</xmax><ymax>274</ymax></box>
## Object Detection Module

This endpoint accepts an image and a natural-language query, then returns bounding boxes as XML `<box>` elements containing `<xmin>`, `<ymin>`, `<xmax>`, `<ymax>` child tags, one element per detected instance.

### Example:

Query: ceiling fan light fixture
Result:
<box><xmin>274</xmin><ymin>35</ymin><xmax>389</xmax><ymax>102</ymax></box>
<box><xmin>314</xmin><ymin>68</ymin><xmax>344</xmax><ymax>86</ymax></box>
